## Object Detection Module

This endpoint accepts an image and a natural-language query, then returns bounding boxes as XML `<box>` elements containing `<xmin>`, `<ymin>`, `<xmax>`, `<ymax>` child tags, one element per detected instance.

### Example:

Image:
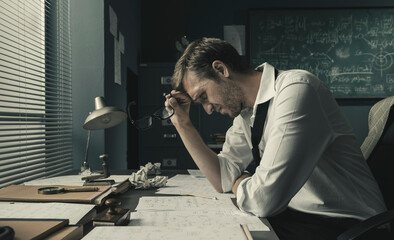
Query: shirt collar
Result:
<box><xmin>239</xmin><ymin>62</ymin><xmax>277</xmax><ymax>126</ymax></box>
<box><xmin>252</xmin><ymin>62</ymin><xmax>276</xmax><ymax>116</ymax></box>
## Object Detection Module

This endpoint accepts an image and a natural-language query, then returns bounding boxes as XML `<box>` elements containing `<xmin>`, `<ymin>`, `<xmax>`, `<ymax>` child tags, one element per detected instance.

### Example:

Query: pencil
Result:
<box><xmin>180</xmin><ymin>192</ymin><xmax>218</xmax><ymax>200</ymax></box>
<box><xmin>240</xmin><ymin>224</ymin><xmax>253</xmax><ymax>240</ymax></box>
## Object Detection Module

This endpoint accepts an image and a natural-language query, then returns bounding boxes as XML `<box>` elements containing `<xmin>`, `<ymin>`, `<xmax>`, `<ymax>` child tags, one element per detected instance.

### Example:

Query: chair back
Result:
<box><xmin>361</xmin><ymin>96</ymin><xmax>394</xmax><ymax>210</ymax></box>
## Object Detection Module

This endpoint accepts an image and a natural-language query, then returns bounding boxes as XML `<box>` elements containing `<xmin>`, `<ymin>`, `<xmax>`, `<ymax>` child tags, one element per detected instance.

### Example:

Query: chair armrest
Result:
<box><xmin>337</xmin><ymin>209</ymin><xmax>394</xmax><ymax>240</ymax></box>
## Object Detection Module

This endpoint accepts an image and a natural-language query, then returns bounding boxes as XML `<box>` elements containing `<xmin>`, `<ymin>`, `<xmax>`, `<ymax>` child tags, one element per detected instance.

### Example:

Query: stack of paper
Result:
<box><xmin>23</xmin><ymin>174</ymin><xmax>131</xmax><ymax>187</ymax></box>
<box><xmin>0</xmin><ymin>202</ymin><xmax>96</xmax><ymax>225</ymax></box>
<box><xmin>0</xmin><ymin>219</ymin><xmax>83</xmax><ymax>240</ymax></box>
<box><xmin>155</xmin><ymin>174</ymin><xmax>234</xmax><ymax>198</ymax></box>
<box><xmin>23</xmin><ymin>175</ymin><xmax>132</xmax><ymax>200</ymax></box>
<box><xmin>83</xmin><ymin>225</ymin><xmax>246</xmax><ymax>240</ymax></box>
<box><xmin>187</xmin><ymin>169</ymin><xmax>206</xmax><ymax>178</ymax></box>
<box><xmin>131</xmin><ymin>196</ymin><xmax>268</xmax><ymax>231</ymax></box>
<box><xmin>134</xmin><ymin>196</ymin><xmax>237</xmax><ymax>211</ymax></box>
<box><xmin>84</xmin><ymin>174</ymin><xmax>268</xmax><ymax>239</ymax></box>
<box><xmin>0</xmin><ymin>185</ymin><xmax>111</xmax><ymax>204</ymax></box>
<box><xmin>0</xmin><ymin>203</ymin><xmax>91</xmax><ymax>240</ymax></box>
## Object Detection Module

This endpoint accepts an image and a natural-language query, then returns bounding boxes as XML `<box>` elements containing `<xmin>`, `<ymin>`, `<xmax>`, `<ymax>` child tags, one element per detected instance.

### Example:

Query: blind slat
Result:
<box><xmin>0</xmin><ymin>147</ymin><xmax>72</xmax><ymax>165</ymax></box>
<box><xmin>0</xmin><ymin>70</ymin><xmax>73</xmax><ymax>95</ymax></box>
<box><xmin>0</xmin><ymin>78</ymin><xmax>72</xmax><ymax>100</ymax></box>
<box><xmin>0</xmin><ymin>99</ymin><xmax>73</xmax><ymax>111</ymax></box>
<box><xmin>0</xmin><ymin>132</ymin><xmax>72</xmax><ymax>144</ymax></box>
<box><xmin>0</xmin><ymin>144</ymin><xmax>72</xmax><ymax>164</ymax></box>
<box><xmin>0</xmin><ymin>51</ymin><xmax>72</xmax><ymax>81</ymax></box>
<box><xmin>0</xmin><ymin>126</ymin><xmax>72</xmax><ymax>131</ymax></box>
<box><xmin>0</xmin><ymin>162</ymin><xmax>71</xmax><ymax>188</ymax></box>
<box><xmin>0</xmin><ymin>63</ymin><xmax>72</xmax><ymax>88</ymax></box>
<box><xmin>0</xmin><ymin>41</ymin><xmax>72</xmax><ymax>71</ymax></box>
<box><xmin>1</xmin><ymin>153</ymin><xmax>72</xmax><ymax>173</ymax></box>
<box><xmin>0</xmin><ymin>140</ymin><xmax>72</xmax><ymax>155</ymax></box>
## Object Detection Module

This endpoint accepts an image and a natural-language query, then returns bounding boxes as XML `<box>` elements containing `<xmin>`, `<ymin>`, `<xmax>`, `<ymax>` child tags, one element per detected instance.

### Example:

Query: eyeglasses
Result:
<box><xmin>127</xmin><ymin>101</ymin><xmax>174</xmax><ymax>130</ymax></box>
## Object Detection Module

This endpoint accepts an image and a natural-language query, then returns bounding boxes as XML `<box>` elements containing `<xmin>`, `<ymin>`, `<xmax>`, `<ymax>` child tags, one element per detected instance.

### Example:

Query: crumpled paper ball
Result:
<box><xmin>140</xmin><ymin>162</ymin><xmax>161</xmax><ymax>175</ymax></box>
<box><xmin>129</xmin><ymin>162</ymin><xmax>167</xmax><ymax>189</ymax></box>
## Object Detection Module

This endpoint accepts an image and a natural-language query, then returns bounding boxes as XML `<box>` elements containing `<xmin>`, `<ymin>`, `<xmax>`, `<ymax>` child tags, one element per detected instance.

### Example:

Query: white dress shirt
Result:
<box><xmin>218</xmin><ymin>62</ymin><xmax>387</xmax><ymax>220</ymax></box>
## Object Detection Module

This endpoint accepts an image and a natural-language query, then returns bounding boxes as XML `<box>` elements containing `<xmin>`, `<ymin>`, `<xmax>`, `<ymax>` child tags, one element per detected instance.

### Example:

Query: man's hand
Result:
<box><xmin>232</xmin><ymin>172</ymin><xmax>252</xmax><ymax>196</ymax></box>
<box><xmin>165</xmin><ymin>90</ymin><xmax>192</xmax><ymax>127</ymax></box>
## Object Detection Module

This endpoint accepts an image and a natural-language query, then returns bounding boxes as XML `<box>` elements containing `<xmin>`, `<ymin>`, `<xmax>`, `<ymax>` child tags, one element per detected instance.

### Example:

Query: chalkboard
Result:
<box><xmin>248</xmin><ymin>8</ymin><xmax>394</xmax><ymax>98</ymax></box>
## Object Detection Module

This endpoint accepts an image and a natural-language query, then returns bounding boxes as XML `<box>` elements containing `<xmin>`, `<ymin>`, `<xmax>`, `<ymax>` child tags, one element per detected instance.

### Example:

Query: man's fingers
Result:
<box><xmin>170</xmin><ymin>98</ymin><xmax>177</xmax><ymax>105</ymax></box>
<box><xmin>169</xmin><ymin>90</ymin><xmax>192</xmax><ymax>104</ymax></box>
<box><xmin>164</xmin><ymin>96</ymin><xmax>178</xmax><ymax>112</ymax></box>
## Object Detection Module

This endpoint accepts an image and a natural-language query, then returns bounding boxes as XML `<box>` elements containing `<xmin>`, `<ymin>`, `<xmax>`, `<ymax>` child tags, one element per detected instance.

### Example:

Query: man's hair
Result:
<box><xmin>172</xmin><ymin>37</ymin><xmax>249</xmax><ymax>91</ymax></box>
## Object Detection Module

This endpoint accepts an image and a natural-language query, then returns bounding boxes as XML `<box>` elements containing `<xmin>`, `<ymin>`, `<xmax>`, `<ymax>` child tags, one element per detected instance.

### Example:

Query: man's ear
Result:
<box><xmin>212</xmin><ymin>60</ymin><xmax>229</xmax><ymax>78</ymax></box>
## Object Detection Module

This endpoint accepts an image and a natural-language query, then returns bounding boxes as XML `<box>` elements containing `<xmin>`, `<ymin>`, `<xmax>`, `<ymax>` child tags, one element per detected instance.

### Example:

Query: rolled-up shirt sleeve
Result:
<box><xmin>218</xmin><ymin>116</ymin><xmax>253</xmax><ymax>192</ymax></box>
<box><xmin>237</xmin><ymin>80</ymin><xmax>334</xmax><ymax>217</ymax></box>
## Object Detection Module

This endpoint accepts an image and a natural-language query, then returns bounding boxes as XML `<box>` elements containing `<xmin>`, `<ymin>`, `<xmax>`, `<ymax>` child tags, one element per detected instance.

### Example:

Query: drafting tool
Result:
<box><xmin>181</xmin><ymin>192</ymin><xmax>218</xmax><ymax>200</ymax></box>
<box><xmin>38</xmin><ymin>186</ymin><xmax>99</xmax><ymax>194</ymax></box>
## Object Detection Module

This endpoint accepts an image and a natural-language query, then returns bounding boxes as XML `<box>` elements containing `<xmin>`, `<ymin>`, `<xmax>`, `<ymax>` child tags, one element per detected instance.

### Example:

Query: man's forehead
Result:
<box><xmin>182</xmin><ymin>71</ymin><xmax>205</xmax><ymax>100</ymax></box>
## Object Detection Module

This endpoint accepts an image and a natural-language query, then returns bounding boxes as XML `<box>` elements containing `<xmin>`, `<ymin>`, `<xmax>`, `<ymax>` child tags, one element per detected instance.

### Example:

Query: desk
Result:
<box><xmin>14</xmin><ymin>170</ymin><xmax>279</xmax><ymax>239</ymax></box>
<box><xmin>116</xmin><ymin>171</ymin><xmax>280</xmax><ymax>240</ymax></box>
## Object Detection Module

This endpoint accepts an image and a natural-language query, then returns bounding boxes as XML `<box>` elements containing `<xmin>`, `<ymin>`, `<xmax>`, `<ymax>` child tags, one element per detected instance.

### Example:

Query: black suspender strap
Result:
<box><xmin>251</xmin><ymin>69</ymin><xmax>278</xmax><ymax>166</ymax></box>
<box><xmin>251</xmin><ymin>102</ymin><xmax>269</xmax><ymax>166</ymax></box>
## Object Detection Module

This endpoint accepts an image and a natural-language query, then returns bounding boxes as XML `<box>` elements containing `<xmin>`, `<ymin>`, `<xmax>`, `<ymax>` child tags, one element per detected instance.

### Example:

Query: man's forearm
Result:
<box><xmin>175</xmin><ymin>121</ymin><xmax>223</xmax><ymax>192</ymax></box>
<box><xmin>232</xmin><ymin>172</ymin><xmax>251</xmax><ymax>196</ymax></box>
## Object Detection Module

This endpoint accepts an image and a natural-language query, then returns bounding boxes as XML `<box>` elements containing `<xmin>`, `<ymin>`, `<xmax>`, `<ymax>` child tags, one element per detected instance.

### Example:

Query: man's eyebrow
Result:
<box><xmin>191</xmin><ymin>92</ymin><xmax>204</xmax><ymax>102</ymax></box>
<box><xmin>189</xmin><ymin>92</ymin><xmax>198</xmax><ymax>102</ymax></box>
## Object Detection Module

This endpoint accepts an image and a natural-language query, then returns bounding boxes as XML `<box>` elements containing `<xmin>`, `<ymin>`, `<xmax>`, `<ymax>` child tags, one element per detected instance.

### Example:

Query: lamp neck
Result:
<box><xmin>94</xmin><ymin>96</ymin><xmax>106</xmax><ymax>110</ymax></box>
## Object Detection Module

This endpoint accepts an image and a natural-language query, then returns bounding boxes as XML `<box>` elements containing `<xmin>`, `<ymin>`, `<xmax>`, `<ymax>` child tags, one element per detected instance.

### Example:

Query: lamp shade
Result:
<box><xmin>83</xmin><ymin>96</ymin><xmax>127</xmax><ymax>130</ymax></box>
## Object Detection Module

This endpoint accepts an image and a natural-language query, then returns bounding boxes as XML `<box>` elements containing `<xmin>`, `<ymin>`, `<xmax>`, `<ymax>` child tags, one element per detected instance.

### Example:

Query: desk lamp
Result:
<box><xmin>80</xmin><ymin>96</ymin><xmax>127</xmax><ymax>186</ymax></box>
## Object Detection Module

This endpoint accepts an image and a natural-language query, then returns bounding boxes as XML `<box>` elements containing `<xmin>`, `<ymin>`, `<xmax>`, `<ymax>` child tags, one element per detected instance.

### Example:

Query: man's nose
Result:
<box><xmin>202</xmin><ymin>103</ymin><xmax>213</xmax><ymax>115</ymax></box>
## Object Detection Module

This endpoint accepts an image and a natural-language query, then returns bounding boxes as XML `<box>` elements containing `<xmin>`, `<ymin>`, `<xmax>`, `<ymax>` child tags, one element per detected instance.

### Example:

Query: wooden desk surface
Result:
<box><xmin>116</xmin><ymin>172</ymin><xmax>280</xmax><ymax>240</ymax></box>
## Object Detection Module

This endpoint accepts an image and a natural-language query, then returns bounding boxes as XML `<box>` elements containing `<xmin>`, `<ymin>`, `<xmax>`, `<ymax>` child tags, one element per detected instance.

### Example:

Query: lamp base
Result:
<box><xmin>80</xmin><ymin>161</ymin><xmax>91</xmax><ymax>175</ymax></box>
<box><xmin>83</xmin><ymin>179</ymin><xmax>115</xmax><ymax>186</ymax></box>
<box><xmin>81</xmin><ymin>156</ymin><xmax>112</xmax><ymax>185</ymax></box>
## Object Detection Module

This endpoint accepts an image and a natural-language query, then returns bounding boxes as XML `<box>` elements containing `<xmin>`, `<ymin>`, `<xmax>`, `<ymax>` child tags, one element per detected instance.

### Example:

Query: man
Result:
<box><xmin>164</xmin><ymin>37</ymin><xmax>387</xmax><ymax>239</ymax></box>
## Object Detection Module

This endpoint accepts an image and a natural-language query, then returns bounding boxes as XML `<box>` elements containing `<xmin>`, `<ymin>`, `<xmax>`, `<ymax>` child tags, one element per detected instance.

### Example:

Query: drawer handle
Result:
<box><xmin>163</xmin><ymin>133</ymin><xmax>177</xmax><ymax>139</ymax></box>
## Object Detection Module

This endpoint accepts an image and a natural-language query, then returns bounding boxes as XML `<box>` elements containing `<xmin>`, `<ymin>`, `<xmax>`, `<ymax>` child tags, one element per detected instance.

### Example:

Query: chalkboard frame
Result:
<box><xmin>247</xmin><ymin>7</ymin><xmax>394</xmax><ymax>99</ymax></box>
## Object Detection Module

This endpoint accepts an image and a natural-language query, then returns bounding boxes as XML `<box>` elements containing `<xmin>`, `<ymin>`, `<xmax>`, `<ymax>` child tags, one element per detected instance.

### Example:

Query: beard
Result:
<box><xmin>220</xmin><ymin>79</ymin><xmax>244</xmax><ymax>117</ymax></box>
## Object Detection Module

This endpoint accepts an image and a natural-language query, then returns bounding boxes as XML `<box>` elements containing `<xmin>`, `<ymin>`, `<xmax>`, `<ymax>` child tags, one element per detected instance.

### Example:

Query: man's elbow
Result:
<box><xmin>237</xmin><ymin>191</ymin><xmax>289</xmax><ymax>217</ymax></box>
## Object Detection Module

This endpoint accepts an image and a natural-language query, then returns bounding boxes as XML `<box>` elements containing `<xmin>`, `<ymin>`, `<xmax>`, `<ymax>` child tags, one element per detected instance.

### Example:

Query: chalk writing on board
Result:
<box><xmin>249</xmin><ymin>8</ymin><xmax>394</xmax><ymax>98</ymax></box>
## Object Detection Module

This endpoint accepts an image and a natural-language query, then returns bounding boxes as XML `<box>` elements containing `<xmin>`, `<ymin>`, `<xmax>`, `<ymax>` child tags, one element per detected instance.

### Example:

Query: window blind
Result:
<box><xmin>0</xmin><ymin>0</ymin><xmax>72</xmax><ymax>188</ymax></box>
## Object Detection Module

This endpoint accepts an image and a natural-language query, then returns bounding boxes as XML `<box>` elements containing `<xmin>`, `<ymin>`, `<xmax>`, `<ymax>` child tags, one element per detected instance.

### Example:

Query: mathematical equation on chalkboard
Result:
<box><xmin>249</xmin><ymin>8</ymin><xmax>394</xmax><ymax>98</ymax></box>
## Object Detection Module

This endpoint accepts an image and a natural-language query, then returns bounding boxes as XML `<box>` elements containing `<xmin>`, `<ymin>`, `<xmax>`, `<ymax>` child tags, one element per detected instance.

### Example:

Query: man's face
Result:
<box><xmin>183</xmin><ymin>70</ymin><xmax>244</xmax><ymax>118</ymax></box>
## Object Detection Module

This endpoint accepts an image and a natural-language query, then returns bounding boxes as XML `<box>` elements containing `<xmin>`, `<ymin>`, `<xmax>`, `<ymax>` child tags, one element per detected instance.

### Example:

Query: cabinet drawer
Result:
<box><xmin>139</xmin><ymin>147</ymin><xmax>197</xmax><ymax>170</ymax></box>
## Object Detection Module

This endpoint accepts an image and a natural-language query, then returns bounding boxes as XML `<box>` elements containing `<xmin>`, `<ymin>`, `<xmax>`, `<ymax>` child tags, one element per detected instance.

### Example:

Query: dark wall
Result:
<box><xmin>71</xmin><ymin>0</ymin><xmax>105</xmax><ymax>171</ymax></box>
<box><xmin>104</xmin><ymin>0</ymin><xmax>141</xmax><ymax>169</ymax></box>
<box><xmin>141</xmin><ymin>0</ymin><xmax>394</xmax><ymax>62</ymax></box>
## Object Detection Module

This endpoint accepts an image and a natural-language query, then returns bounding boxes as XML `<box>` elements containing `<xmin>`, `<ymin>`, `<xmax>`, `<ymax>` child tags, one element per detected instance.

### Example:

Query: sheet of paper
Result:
<box><xmin>109</xmin><ymin>5</ymin><xmax>117</xmax><ymax>37</ymax></box>
<box><xmin>156</xmin><ymin>174</ymin><xmax>234</xmax><ymax>198</ymax></box>
<box><xmin>118</xmin><ymin>32</ymin><xmax>125</xmax><ymax>54</ymax></box>
<box><xmin>129</xmin><ymin>209</ymin><xmax>268</xmax><ymax>231</ymax></box>
<box><xmin>187</xmin><ymin>169</ymin><xmax>205</xmax><ymax>178</ymax></box>
<box><xmin>82</xmin><ymin>226</ymin><xmax>246</xmax><ymax>240</ymax></box>
<box><xmin>23</xmin><ymin>175</ymin><xmax>129</xmax><ymax>186</ymax></box>
<box><xmin>0</xmin><ymin>202</ymin><xmax>95</xmax><ymax>225</ymax></box>
<box><xmin>168</xmin><ymin>174</ymin><xmax>202</xmax><ymax>182</ymax></box>
<box><xmin>114</xmin><ymin>39</ymin><xmax>121</xmax><ymax>85</ymax></box>
<box><xmin>224</xmin><ymin>25</ymin><xmax>245</xmax><ymax>55</ymax></box>
<box><xmin>23</xmin><ymin>175</ymin><xmax>131</xmax><ymax>186</ymax></box>
<box><xmin>22</xmin><ymin>175</ymin><xmax>130</xmax><ymax>205</ymax></box>
<box><xmin>135</xmin><ymin>196</ymin><xmax>237</xmax><ymax>211</ymax></box>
